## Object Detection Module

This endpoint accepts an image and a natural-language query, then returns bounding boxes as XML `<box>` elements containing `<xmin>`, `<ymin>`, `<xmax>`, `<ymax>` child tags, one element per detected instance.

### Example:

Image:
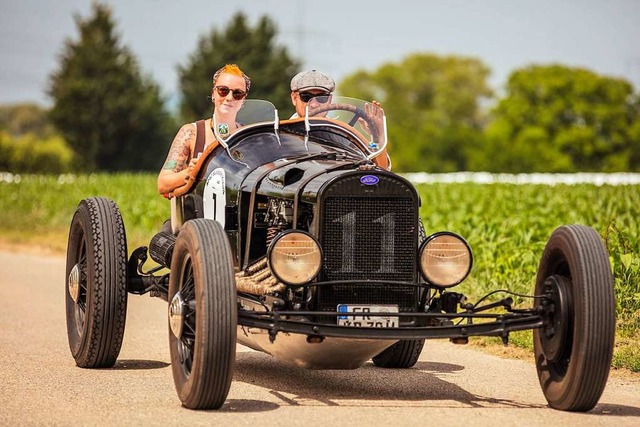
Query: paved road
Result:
<box><xmin>1</xmin><ymin>250</ymin><xmax>639</xmax><ymax>426</ymax></box>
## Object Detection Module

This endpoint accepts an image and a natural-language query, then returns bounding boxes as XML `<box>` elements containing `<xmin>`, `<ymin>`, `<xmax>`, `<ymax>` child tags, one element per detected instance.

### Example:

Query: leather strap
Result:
<box><xmin>194</xmin><ymin>119</ymin><xmax>205</xmax><ymax>157</ymax></box>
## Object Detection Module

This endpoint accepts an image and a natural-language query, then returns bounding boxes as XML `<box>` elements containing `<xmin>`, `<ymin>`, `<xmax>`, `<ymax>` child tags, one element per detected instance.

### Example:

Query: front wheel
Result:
<box><xmin>168</xmin><ymin>219</ymin><xmax>237</xmax><ymax>409</ymax></box>
<box><xmin>65</xmin><ymin>197</ymin><xmax>128</xmax><ymax>368</ymax></box>
<box><xmin>533</xmin><ymin>225</ymin><xmax>615</xmax><ymax>412</ymax></box>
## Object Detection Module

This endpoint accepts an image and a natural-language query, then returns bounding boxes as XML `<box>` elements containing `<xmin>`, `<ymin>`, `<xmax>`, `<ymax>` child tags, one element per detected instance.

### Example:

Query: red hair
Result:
<box><xmin>212</xmin><ymin>64</ymin><xmax>251</xmax><ymax>92</ymax></box>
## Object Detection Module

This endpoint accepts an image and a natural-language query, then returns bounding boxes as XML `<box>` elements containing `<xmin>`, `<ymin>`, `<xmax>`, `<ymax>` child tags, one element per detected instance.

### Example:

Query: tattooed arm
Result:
<box><xmin>157</xmin><ymin>123</ymin><xmax>197</xmax><ymax>194</ymax></box>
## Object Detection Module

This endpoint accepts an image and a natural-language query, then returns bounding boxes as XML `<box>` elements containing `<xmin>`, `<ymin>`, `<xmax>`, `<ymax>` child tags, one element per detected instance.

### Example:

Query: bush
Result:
<box><xmin>0</xmin><ymin>132</ymin><xmax>12</xmax><ymax>170</ymax></box>
<box><xmin>0</xmin><ymin>132</ymin><xmax>75</xmax><ymax>174</ymax></box>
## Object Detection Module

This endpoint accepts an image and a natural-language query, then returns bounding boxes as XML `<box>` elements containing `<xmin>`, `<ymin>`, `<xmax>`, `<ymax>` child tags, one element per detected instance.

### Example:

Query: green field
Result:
<box><xmin>1</xmin><ymin>173</ymin><xmax>638</xmax><ymax>371</ymax></box>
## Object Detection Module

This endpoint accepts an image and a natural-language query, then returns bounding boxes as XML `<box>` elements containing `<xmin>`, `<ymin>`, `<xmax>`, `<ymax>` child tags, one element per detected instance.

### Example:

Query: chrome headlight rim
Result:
<box><xmin>419</xmin><ymin>231</ymin><xmax>473</xmax><ymax>287</ymax></box>
<box><xmin>267</xmin><ymin>230</ymin><xmax>323</xmax><ymax>286</ymax></box>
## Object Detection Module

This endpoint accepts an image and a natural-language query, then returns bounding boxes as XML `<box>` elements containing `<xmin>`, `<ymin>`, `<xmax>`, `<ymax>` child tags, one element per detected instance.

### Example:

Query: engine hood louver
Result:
<box><xmin>267</xmin><ymin>166</ymin><xmax>305</xmax><ymax>188</ymax></box>
<box><xmin>258</xmin><ymin>160</ymin><xmax>355</xmax><ymax>200</ymax></box>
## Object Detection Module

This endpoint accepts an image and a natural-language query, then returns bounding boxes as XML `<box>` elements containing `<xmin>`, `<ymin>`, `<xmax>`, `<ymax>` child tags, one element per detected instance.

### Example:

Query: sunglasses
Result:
<box><xmin>299</xmin><ymin>92</ymin><xmax>331</xmax><ymax>103</ymax></box>
<box><xmin>214</xmin><ymin>85</ymin><xmax>247</xmax><ymax>101</ymax></box>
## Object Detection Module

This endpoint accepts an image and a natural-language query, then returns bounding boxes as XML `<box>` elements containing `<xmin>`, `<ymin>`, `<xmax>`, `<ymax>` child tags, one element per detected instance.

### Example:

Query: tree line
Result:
<box><xmin>1</xmin><ymin>2</ymin><xmax>639</xmax><ymax>174</ymax></box>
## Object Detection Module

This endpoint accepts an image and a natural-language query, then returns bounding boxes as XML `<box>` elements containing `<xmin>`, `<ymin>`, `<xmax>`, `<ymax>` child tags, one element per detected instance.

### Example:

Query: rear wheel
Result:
<box><xmin>65</xmin><ymin>197</ymin><xmax>128</xmax><ymax>368</ymax></box>
<box><xmin>372</xmin><ymin>339</ymin><xmax>425</xmax><ymax>368</ymax></box>
<box><xmin>168</xmin><ymin>219</ymin><xmax>237</xmax><ymax>409</ymax></box>
<box><xmin>534</xmin><ymin>225</ymin><xmax>615</xmax><ymax>412</ymax></box>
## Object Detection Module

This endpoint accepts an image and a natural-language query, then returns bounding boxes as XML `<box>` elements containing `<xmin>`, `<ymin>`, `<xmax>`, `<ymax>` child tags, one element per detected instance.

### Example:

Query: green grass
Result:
<box><xmin>1</xmin><ymin>174</ymin><xmax>638</xmax><ymax>371</ymax></box>
<box><xmin>416</xmin><ymin>182</ymin><xmax>640</xmax><ymax>311</ymax></box>
<box><xmin>0</xmin><ymin>173</ymin><xmax>167</xmax><ymax>252</ymax></box>
<box><xmin>415</xmin><ymin>181</ymin><xmax>640</xmax><ymax>372</ymax></box>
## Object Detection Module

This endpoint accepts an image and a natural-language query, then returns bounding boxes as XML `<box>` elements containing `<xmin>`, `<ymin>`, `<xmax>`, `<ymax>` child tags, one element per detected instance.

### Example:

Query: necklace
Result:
<box><xmin>211</xmin><ymin>114</ymin><xmax>230</xmax><ymax>138</ymax></box>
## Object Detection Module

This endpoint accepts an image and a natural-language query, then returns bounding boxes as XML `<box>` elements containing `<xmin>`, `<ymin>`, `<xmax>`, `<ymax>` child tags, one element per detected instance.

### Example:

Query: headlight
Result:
<box><xmin>419</xmin><ymin>232</ymin><xmax>472</xmax><ymax>287</ymax></box>
<box><xmin>267</xmin><ymin>231</ymin><xmax>322</xmax><ymax>285</ymax></box>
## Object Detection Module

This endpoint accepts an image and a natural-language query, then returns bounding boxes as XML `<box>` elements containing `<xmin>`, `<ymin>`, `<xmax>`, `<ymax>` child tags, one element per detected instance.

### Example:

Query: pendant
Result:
<box><xmin>218</xmin><ymin>123</ymin><xmax>229</xmax><ymax>137</ymax></box>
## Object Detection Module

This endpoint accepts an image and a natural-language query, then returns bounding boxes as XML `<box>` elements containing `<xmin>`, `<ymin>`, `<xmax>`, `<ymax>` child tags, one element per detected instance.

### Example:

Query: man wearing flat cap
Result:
<box><xmin>289</xmin><ymin>69</ymin><xmax>391</xmax><ymax>170</ymax></box>
<box><xmin>289</xmin><ymin>69</ymin><xmax>336</xmax><ymax>118</ymax></box>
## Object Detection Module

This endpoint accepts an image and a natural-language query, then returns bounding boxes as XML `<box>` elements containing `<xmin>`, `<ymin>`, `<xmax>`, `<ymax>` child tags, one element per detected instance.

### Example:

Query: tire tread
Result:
<box><xmin>534</xmin><ymin>224</ymin><xmax>614</xmax><ymax>412</ymax></box>
<box><xmin>66</xmin><ymin>197</ymin><xmax>128</xmax><ymax>368</ymax></box>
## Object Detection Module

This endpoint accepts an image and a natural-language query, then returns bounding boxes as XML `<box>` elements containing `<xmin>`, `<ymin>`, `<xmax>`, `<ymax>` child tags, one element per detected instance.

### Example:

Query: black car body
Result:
<box><xmin>65</xmin><ymin>97</ymin><xmax>615</xmax><ymax>412</ymax></box>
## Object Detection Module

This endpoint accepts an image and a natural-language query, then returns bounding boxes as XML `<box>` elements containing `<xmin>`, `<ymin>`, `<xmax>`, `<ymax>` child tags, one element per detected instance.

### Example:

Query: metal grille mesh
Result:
<box><xmin>319</xmin><ymin>196</ymin><xmax>417</xmax><ymax>311</ymax></box>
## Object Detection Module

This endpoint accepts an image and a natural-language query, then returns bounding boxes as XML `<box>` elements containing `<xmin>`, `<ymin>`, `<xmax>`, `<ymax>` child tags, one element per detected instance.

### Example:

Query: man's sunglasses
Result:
<box><xmin>299</xmin><ymin>92</ymin><xmax>331</xmax><ymax>103</ymax></box>
<box><xmin>214</xmin><ymin>85</ymin><xmax>247</xmax><ymax>101</ymax></box>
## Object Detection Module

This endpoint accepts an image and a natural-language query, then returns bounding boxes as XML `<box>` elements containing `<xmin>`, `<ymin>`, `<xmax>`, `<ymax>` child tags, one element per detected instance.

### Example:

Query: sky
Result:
<box><xmin>1</xmin><ymin>0</ymin><xmax>640</xmax><ymax>108</ymax></box>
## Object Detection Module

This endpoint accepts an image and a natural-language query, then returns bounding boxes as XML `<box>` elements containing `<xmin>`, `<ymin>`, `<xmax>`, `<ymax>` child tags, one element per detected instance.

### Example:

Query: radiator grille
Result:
<box><xmin>319</xmin><ymin>196</ymin><xmax>418</xmax><ymax>311</ymax></box>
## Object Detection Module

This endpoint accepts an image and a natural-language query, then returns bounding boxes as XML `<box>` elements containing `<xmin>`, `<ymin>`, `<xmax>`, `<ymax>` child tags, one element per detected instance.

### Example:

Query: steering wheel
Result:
<box><xmin>307</xmin><ymin>103</ymin><xmax>381</xmax><ymax>150</ymax></box>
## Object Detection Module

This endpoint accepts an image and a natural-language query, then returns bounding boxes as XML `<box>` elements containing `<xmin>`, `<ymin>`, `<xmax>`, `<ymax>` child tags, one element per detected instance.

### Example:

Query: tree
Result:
<box><xmin>340</xmin><ymin>53</ymin><xmax>493</xmax><ymax>172</ymax></box>
<box><xmin>481</xmin><ymin>65</ymin><xmax>640</xmax><ymax>172</ymax></box>
<box><xmin>0</xmin><ymin>131</ymin><xmax>74</xmax><ymax>174</ymax></box>
<box><xmin>0</xmin><ymin>103</ymin><xmax>57</xmax><ymax>138</ymax></box>
<box><xmin>0</xmin><ymin>103</ymin><xmax>75</xmax><ymax>173</ymax></box>
<box><xmin>48</xmin><ymin>2</ymin><xmax>175</xmax><ymax>171</ymax></box>
<box><xmin>178</xmin><ymin>12</ymin><xmax>300</xmax><ymax>122</ymax></box>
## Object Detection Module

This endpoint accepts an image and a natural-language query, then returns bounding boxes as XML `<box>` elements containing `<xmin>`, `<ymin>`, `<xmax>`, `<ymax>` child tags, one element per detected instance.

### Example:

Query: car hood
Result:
<box><xmin>240</xmin><ymin>156</ymin><xmax>377</xmax><ymax>203</ymax></box>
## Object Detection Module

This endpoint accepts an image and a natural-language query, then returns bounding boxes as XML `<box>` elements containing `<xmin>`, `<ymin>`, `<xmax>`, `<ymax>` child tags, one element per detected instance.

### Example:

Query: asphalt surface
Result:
<box><xmin>1</xmin><ymin>250</ymin><xmax>639</xmax><ymax>426</ymax></box>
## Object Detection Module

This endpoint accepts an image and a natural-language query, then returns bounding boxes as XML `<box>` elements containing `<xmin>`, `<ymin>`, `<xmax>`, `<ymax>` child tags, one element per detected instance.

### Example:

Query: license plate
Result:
<box><xmin>337</xmin><ymin>304</ymin><xmax>399</xmax><ymax>327</ymax></box>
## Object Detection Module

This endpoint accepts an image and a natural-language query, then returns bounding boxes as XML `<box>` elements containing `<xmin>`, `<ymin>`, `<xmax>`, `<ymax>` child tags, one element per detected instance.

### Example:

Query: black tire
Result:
<box><xmin>533</xmin><ymin>225</ymin><xmax>615</xmax><ymax>412</ymax></box>
<box><xmin>372</xmin><ymin>339</ymin><xmax>425</xmax><ymax>368</ymax></box>
<box><xmin>168</xmin><ymin>219</ymin><xmax>237</xmax><ymax>409</ymax></box>
<box><xmin>65</xmin><ymin>197</ymin><xmax>128</xmax><ymax>368</ymax></box>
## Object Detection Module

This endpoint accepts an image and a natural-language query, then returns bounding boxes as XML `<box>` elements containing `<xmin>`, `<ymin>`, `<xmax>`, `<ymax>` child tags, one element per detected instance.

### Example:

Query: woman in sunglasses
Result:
<box><xmin>158</xmin><ymin>64</ymin><xmax>250</xmax><ymax>196</ymax></box>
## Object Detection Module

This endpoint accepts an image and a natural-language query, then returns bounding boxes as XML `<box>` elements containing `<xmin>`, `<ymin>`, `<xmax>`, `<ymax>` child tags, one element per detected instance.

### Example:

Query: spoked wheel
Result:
<box><xmin>168</xmin><ymin>219</ymin><xmax>237</xmax><ymax>410</ymax></box>
<box><xmin>534</xmin><ymin>225</ymin><xmax>615</xmax><ymax>412</ymax></box>
<box><xmin>373</xmin><ymin>218</ymin><xmax>427</xmax><ymax>369</ymax></box>
<box><xmin>65</xmin><ymin>197</ymin><xmax>128</xmax><ymax>368</ymax></box>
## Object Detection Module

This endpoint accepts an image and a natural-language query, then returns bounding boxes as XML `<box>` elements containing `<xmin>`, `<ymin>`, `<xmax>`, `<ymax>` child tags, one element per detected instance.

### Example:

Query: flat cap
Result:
<box><xmin>290</xmin><ymin>70</ymin><xmax>335</xmax><ymax>93</ymax></box>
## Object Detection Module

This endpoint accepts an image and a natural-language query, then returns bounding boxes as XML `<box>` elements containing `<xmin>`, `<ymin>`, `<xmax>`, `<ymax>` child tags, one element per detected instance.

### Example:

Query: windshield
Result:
<box><xmin>303</xmin><ymin>95</ymin><xmax>388</xmax><ymax>159</ymax></box>
<box><xmin>218</xmin><ymin>97</ymin><xmax>387</xmax><ymax>161</ymax></box>
<box><xmin>213</xmin><ymin>99</ymin><xmax>278</xmax><ymax>144</ymax></box>
<box><xmin>236</xmin><ymin>99</ymin><xmax>278</xmax><ymax>125</ymax></box>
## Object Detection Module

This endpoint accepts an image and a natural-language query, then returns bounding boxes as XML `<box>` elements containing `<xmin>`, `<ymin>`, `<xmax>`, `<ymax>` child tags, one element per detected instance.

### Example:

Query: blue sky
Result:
<box><xmin>1</xmin><ymin>0</ymin><xmax>639</xmax><ymax>107</ymax></box>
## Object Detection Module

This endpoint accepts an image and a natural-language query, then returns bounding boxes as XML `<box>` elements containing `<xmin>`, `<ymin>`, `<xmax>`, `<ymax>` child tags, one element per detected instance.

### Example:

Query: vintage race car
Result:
<box><xmin>65</xmin><ymin>96</ymin><xmax>615</xmax><ymax>412</ymax></box>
